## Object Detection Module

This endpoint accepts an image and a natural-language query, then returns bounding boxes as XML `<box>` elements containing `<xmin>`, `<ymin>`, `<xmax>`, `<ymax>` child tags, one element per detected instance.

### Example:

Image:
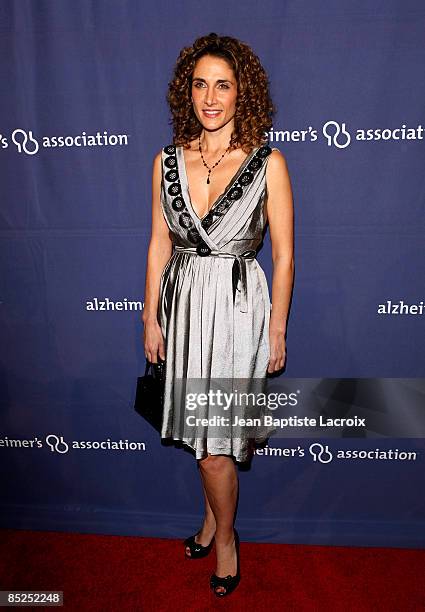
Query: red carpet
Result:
<box><xmin>1</xmin><ymin>529</ymin><xmax>424</xmax><ymax>611</ymax></box>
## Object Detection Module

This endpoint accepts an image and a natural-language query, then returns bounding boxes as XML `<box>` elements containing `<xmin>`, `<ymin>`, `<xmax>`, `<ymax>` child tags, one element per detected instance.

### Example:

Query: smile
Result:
<box><xmin>202</xmin><ymin>110</ymin><xmax>222</xmax><ymax>118</ymax></box>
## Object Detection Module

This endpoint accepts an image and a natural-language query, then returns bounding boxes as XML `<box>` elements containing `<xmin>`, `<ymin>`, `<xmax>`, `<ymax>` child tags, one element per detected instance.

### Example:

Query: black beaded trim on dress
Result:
<box><xmin>162</xmin><ymin>144</ymin><xmax>272</xmax><ymax>256</ymax></box>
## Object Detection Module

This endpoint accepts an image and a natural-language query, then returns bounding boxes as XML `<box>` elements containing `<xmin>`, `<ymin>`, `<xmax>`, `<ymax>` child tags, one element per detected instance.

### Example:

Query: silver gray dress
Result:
<box><xmin>158</xmin><ymin>143</ymin><xmax>278</xmax><ymax>462</ymax></box>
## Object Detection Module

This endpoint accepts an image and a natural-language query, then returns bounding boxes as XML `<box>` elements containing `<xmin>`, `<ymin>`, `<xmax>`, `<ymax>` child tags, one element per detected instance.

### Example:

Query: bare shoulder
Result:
<box><xmin>264</xmin><ymin>146</ymin><xmax>293</xmax><ymax>227</ymax></box>
<box><xmin>266</xmin><ymin>147</ymin><xmax>289</xmax><ymax>175</ymax></box>
<box><xmin>153</xmin><ymin>148</ymin><xmax>163</xmax><ymax>165</ymax></box>
<box><xmin>151</xmin><ymin>149</ymin><xmax>165</xmax><ymax>192</ymax></box>
<box><xmin>152</xmin><ymin>148</ymin><xmax>164</xmax><ymax>176</ymax></box>
<box><xmin>265</xmin><ymin>147</ymin><xmax>291</xmax><ymax>193</ymax></box>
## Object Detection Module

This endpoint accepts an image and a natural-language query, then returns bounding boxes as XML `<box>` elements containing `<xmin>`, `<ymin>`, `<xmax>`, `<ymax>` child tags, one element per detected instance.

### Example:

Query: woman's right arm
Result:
<box><xmin>142</xmin><ymin>150</ymin><xmax>173</xmax><ymax>363</ymax></box>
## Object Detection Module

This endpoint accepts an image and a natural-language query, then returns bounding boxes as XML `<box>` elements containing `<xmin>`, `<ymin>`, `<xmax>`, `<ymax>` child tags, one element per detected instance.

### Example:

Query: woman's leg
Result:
<box><xmin>197</xmin><ymin>454</ymin><xmax>239</xmax><ymax>594</ymax></box>
<box><xmin>184</xmin><ymin>470</ymin><xmax>217</xmax><ymax>556</ymax></box>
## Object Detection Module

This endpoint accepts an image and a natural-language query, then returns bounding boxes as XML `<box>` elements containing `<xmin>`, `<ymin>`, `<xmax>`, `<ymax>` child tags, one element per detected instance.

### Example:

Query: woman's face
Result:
<box><xmin>191</xmin><ymin>54</ymin><xmax>238</xmax><ymax>132</ymax></box>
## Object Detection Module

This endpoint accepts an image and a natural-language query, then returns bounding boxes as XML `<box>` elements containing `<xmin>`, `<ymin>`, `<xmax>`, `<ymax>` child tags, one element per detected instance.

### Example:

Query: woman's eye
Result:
<box><xmin>193</xmin><ymin>82</ymin><xmax>230</xmax><ymax>89</ymax></box>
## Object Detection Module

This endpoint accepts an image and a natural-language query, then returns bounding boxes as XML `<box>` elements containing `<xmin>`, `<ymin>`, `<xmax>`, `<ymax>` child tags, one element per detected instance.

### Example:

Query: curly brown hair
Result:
<box><xmin>166</xmin><ymin>32</ymin><xmax>276</xmax><ymax>154</ymax></box>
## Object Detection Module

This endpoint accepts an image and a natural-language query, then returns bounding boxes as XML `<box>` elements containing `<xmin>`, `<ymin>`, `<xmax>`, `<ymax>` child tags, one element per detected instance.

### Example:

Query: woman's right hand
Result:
<box><xmin>143</xmin><ymin>318</ymin><xmax>166</xmax><ymax>364</ymax></box>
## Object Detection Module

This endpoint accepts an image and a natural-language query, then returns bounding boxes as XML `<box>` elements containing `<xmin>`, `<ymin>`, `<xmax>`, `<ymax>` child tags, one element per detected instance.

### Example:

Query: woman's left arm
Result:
<box><xmin>265</xmin><ymin>149</ymin><xmax>295</xmax><ymax>373</ymax></box>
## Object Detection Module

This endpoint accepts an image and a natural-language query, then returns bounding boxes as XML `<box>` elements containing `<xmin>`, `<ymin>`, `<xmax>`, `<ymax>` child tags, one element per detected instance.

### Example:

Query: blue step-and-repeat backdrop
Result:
<box><xmin>1</xmin><ymin>1</ymin><xmax>424</xmax><ymax>548</ymax></box>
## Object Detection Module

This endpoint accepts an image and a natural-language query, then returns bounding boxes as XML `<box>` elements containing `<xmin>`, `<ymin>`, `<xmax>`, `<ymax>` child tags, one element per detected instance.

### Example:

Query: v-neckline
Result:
<box><xmin>177</xmin><ymin>145</ymin><xmax>258</xmax><ymax>221</ymax></box>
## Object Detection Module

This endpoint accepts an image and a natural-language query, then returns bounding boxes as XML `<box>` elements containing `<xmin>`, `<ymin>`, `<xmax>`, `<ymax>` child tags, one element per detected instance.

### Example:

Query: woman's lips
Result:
<box><xmin>202</xmin><ymin>110</ymin><xmax>222</xmax><ymax>118</ymax></box>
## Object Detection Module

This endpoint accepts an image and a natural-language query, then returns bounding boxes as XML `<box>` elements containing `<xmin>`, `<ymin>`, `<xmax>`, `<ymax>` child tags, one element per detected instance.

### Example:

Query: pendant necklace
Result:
<box><xmin>198</xmin><ymin>135</ymin><xmax>231</xmax><ymax>184</ymax></box>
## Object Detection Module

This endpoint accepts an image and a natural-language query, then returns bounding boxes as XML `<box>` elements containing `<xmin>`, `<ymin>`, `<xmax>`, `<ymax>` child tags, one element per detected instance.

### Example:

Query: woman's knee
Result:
<box><xmin>198</xmin><ymin>453</ymin><xmax>231</xmax><ymax>472</ymax></box>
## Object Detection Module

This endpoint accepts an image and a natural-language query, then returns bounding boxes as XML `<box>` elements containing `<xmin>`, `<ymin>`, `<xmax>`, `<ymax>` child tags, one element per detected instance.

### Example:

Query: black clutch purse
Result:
<box><xmin>134</xmin><ymin>359</ymin><xmax>166</xmax><ymax>434</ymax></box>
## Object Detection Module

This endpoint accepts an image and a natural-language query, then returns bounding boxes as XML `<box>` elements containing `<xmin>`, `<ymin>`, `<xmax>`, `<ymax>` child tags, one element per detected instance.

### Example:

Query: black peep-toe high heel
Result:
<box><xmin>184</xmin><ymin>530</ymin><xmax>214</xmax><ymax>559</ymax></box>
<box><xmin>210</xmin><ymin>528</ymin><xmax>240</xmax><ymax>597</ymax></box>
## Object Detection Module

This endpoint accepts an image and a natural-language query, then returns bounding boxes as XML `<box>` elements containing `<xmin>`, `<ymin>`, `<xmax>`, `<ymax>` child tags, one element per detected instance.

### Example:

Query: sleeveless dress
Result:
<box><xmin>157</xmin><ymin>142</ymin><xmax>278</xmax><ymax>462</ymax></box>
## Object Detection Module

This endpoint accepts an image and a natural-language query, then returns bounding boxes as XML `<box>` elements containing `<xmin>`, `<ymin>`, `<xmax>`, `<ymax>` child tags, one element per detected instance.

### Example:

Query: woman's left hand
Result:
<box><xmin>267</xmin><ymin>327</ymin><xmax>286</xmax><ymax>373</ymax></box>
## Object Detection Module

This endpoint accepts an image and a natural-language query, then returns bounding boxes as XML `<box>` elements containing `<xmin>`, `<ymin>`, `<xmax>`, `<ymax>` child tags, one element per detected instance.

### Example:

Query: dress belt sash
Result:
<box><xmin>173</xmin><ymin>245</ymin><xmax>256</xmax><ymax>313</ymax></box>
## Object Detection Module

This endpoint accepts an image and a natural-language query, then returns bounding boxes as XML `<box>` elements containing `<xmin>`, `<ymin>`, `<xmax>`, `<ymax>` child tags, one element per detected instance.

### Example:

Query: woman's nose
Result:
<box><xmin>205</xmin><ymin>88</ymin><xmax>217</xmax><ymax>105</ymax></box>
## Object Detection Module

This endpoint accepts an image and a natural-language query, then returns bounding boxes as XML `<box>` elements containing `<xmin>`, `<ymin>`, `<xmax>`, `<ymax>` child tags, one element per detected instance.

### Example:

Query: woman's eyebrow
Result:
<box><xmin>192</xmin><ymin>77</ymin><xmax>232</xmax><ymax>83</ymax></box>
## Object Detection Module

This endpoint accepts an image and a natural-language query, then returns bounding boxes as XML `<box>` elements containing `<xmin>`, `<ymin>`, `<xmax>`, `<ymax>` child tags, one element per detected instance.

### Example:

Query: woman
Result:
<box><xmin>143</xmin><ymin>33</ymin><xmax>294</xmax><ymax>597</ymax></box>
